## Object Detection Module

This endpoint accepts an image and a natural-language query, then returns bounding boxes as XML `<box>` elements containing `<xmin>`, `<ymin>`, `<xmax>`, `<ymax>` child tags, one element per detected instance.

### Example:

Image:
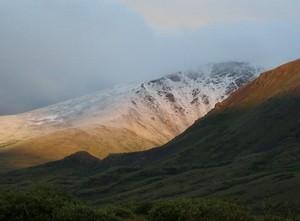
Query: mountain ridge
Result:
<box><xmin>0</xmin><ymin>62</ymin><xmax>261</xmax><ymax>170</ymax></box>
<box><xmin>0</xmin><ymin>59</ymin><xmax>299</xmax><ymax>206</ymax></box>
<box><xmin>212</xmin><ymin>59</ymin><xmax>300</xmax><ymax>112</ymax></box>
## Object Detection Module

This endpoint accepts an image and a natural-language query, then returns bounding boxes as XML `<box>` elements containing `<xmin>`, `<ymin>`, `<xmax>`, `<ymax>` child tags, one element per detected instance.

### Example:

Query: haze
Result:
<box><xmin>1</xmin><ymin>0</ymin><xmax>300</xmax><ymax>115</ymax></box>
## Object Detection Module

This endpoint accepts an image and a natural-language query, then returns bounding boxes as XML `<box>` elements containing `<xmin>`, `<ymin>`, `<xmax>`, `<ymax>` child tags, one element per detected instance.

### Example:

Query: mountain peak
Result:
<box><xmin>0</xmin><ymin>61</ymin><xmax>261</xmax><ymax>169</ymax></box>
<box><xmin>63</xmin><ymin>151</ymin><xmax>100</xmax><ymax>164</ymax></box>
<box><xmin>39</xmin><ymin>150</ymin><xmax>102</xmax><ymax>174</ymax></box>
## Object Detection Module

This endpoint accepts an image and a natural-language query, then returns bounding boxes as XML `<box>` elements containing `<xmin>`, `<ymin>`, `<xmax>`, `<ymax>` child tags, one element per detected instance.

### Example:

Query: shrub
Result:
<box><xmin>133</xmin><ymin>201</ymin><xmax>154</xmax><ymax>215</ymax></box>
<box><xmin>0</xmin><ymin>186</ymin><xmax>76</xmax><ymax>221</ymax></box>
<box><xmin>0</xmin><ymin>186</ymin><xmax>120</xmax><ymax>221</ymax></box>
<box><xmin>105</xmin><ymin>205</ymin><xmax>134</xmax><ymax>219</ymax></box>
<box><xmin>148</xmin><ymin>198</ymin><xmax>254</xmax><ymax>221</ymax></box>
<box><xmin>53</xmin><ymin>204</ymin><xmax>118</xmax><ymax>221</ymax></box>
<box><xmin>260</xmin><ymin>199</ymin><xmax>300</xmax><ymax>221</ymax></box>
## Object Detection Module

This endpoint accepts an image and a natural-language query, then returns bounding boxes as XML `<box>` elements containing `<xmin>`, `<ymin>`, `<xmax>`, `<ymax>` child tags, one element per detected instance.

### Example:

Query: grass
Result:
<box><xmin>0</xmin><ymin>186</ymin><xmax>298</xmax><ymax>221</ymax></box>
<box><xmin>0</xmin><ymin>70</ymin><xmax>300</xmax><ymax>216</ymax></box>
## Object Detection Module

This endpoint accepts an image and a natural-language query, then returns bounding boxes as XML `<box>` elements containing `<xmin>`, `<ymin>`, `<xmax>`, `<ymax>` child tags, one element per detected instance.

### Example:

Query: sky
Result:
<box><xmin>1</xmin><ymin>0</ymin><xmax>300</xmax><ymax>115</ymax></box>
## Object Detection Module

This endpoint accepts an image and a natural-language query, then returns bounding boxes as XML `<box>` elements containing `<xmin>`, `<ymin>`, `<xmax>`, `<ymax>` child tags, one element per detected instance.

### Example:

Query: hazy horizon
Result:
<box><xmin>1</xmin><ymin>0</ymin><xmax>300</xmax><ymax>115</ymax></box>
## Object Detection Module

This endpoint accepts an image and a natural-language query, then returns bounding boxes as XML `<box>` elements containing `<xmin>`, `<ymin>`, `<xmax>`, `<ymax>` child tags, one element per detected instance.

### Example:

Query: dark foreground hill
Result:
<box><xmin>0</xmin><ymin>60</ymin><xmax>300</xmax><ymax>209</ymax></box>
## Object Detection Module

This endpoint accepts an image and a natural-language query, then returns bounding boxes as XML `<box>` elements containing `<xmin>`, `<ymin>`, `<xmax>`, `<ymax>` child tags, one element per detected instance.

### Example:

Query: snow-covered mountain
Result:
<box><xmin>0</xmin><ymin>62</ymin><xmax>262</xmax><ymax>169</ymax></box>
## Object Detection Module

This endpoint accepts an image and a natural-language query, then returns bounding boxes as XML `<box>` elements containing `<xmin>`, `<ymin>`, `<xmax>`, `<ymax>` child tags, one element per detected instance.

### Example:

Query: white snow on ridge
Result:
<box><xmin>0</xmin><ymin>62</ymin><xmax>262</xmax><ymax>148</ymax></box>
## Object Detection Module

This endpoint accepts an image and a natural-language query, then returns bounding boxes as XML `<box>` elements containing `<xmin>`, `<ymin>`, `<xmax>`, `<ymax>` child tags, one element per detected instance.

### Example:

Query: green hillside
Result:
<box><xmin>0</xmin><ymin>60</ymin><xmax>300</xmax><ymax>212</ymax></box>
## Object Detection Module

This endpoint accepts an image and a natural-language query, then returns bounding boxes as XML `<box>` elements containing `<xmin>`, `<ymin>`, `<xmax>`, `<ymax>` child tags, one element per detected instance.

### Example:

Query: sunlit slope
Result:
<box><xmin>88</xmin><ymin>59</ymin><xmax>300</xmax><ymax>204</ymax></box>
<box><xmin>0</xmin><ymin>62</ymin><xmax>260</xmax><ymax>169</ymax></box>
<box><xmin>83</xmin><ymin>59</ymin><xmax>300</xmax><ymax>203</ymax></box>
<box><xmin>166</xmin><ymin>59</ymin><xmax>300</xmax><ymax>165</ymax></box>
<box><xmin>0</xmin><ymin>60</ymin><xmax>299</xmax><ymax>206</ymax></box>
<box><xmin>0</xmin><ymin>126</ymin><xmax>158</xmax><ymax>170</ymax></box>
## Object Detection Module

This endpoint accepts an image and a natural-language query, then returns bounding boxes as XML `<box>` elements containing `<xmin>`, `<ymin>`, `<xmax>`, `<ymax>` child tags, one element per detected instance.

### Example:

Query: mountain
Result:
<box><xmin>90</xmin><ymin>59</ymin><xmax>299</xmax><ymax>205</ymax></box>
<box><xmin>0</xmin><ymin>62</ymin><xmax>261</xmax><ymax>170</ymax></box>
<box><xmin>0</xmin><ymin>60</ymin><xmax>298</xmax><ymax>207</ymax></box>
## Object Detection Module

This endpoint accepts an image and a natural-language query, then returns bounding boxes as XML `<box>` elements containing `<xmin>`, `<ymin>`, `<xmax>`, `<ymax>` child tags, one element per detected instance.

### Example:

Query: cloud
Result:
<box><xmin>121</xmin><ymin>0</ymin><xmax>300</xmax><ymax>29</ymax></box>
<box><xmin>0</xmin><ymin>0</ymin><xmax>156</xmax><ymax>114</ymax></box>
<box><xmin>0</xmin><ymin>0</ymin><xmax>299</xmax><ymax>115</ymax></box>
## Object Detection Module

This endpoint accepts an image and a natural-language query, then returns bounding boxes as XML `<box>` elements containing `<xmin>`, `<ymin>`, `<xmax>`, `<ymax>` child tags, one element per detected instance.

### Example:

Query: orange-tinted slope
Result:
<box><xmin>1</xmin><ymin>60</ymin><xmax>300</xmax><ymax>205</ymax></box>
<box><xmin>95</xmin><ymin>59</ymin><xmax>300</xmax><ymax>168</ymax></box>
<box><xmin>214</xmin><ymin>59</ymin><xmax>300</xmax><ymax>111</ymax></box>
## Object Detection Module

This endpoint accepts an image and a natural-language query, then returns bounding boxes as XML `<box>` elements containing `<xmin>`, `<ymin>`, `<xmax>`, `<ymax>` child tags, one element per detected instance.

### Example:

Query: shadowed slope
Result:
<box><xmin>0</xmin><ymin>62</ymin><xmax>260</xmax><ymax>170</ymax></box>
<box><xmin>0</xmin><ymin>60</ymin><xmax>299</xmax><ymax>206</ymax></box>
<box><xmin>97</xmin><ymin>59</ymin><xmax>300</xmax><ymax>167</ymax></box>
<box><xmin>79</xmin><ymin>59</ymin><xmax>300</xmax><ymax>205</ymax></box>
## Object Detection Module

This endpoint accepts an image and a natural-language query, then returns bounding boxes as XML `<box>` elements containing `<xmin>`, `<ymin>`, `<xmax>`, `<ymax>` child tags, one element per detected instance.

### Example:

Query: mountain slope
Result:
<box><xmin>167</xmin><ymin>59</ymin><xmax>300</xmax><ymax>164</ymax></box>
<box><xmin>0</xmin><ymin>62</ymin><xmax>260</xmax><ymax>169</ymax></box>
<box><xmin>95</xmin><ymin>59</ymin><xmax>300</xmax><ymax>168</ymax></box>
<box><xmin>87</xmin><ymin>59</ymin><xmax>300</xmax><ymax>205</ymax></box>
<box><xmin>0</xmin><ymin>60</ymin><xmax>299</xmax><ymax>207</ymax></box>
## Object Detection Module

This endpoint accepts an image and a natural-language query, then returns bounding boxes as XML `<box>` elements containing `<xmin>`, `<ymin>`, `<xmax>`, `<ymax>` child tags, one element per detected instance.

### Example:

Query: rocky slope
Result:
<box><xmin>0</xmin><ymin>60</ymin><xmax>299</xmax><ymax>207</ymax></box>
<box><xmin>0</xmin><ymin>62</ymin><xmax>261</xmax><ymax>169</ymax></box>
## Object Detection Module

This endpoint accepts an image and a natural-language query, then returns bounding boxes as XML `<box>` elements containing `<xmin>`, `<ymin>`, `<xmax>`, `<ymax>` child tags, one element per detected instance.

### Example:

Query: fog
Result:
<box><xmin>1</xmin><ymin>0</ymin><xmax>300</xmax><ymax>114</ymax></box>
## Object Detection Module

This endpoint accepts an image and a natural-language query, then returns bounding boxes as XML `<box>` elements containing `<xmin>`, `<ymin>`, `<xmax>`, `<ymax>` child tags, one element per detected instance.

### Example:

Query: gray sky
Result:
<box><xmin>1</xmin><ymin>0</ymin><xmax>300</xmax><ymax>115</ymax></box>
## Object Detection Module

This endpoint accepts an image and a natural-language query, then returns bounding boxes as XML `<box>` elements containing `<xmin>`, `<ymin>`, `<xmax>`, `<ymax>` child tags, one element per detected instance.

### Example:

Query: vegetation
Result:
<box><xmin>0</xmin><ymin>186</ymin><xmax>298</xmax><ymax>221</ymax></box>
<box><xmin>0</xmin><ymin>61</ymin><xmax>300</xmax><ymax>220</ymax></box>
<box><xmin>0</xmin><ymin>186</ymin><xmax>124</xmax><ymax>221</ymax></box>
<box><xmin>148</xmin><ymin>199</ymin><xmax>253</xmax><ymax>221</ymax></box>
<box><xmin>1</xmin><ymin>97</ymin><xmax>299</xmax><ymax>208</ymax></box>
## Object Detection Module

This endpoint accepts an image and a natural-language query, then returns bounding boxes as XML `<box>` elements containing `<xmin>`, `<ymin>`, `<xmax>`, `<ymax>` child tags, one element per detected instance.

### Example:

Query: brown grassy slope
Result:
<box><xmin>213</xmin><ymin>59</ymin><xmax>300</xmax><ymax>111</ymax></box>
<box><xmin>0</xmin><ymin>126</ymin><xmax>159</xmax><ymax>170</ymax></box>
<box><xmin>1</xmin><ymin>60</ymin><xmax>300</xmax><ymax>207</ymax></box>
